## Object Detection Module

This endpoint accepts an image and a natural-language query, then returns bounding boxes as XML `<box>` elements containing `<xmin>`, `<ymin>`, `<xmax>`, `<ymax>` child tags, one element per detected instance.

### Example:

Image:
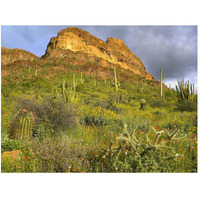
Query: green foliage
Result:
<box><xmin>27</xmin><ymin>136</ymin><xmax>92</xmax><ymax>172</ymax></box>
<box><xmin>15</xmin><ymin>96</ymin><xmax>79</xmax><ymax>134</ymax></box>
<box><xmin>1</xmin><ymin>136</ymin><xmax>22</xmax><ymax>153</ymax></box>
<box><xmin>79</xmin><ymin>105</ymin><xmax>119</xmax><ymax>126</ymax></box>
<box><xmin>176</xmin><ymin>100</ymin><xmax>197</xmax><ymax>112</ymax></box>
<box><xmin>1</xmin><ymin>60</ymin><xmax>197</xmax><ymax>173</ymax></box>
<box><xmin>92</xmin><ymin>123</ymin><xmax>193</xmax><ymax>172</ymax></box>
<box><xmin>1</xmin><ymin>136</ymin><xmax>94</xmax><ymax>173</ymax></box>
<box><xmin>149</xmin><ymin>98</ymin><xmax>169</xmax><ymax>108</ymax></box>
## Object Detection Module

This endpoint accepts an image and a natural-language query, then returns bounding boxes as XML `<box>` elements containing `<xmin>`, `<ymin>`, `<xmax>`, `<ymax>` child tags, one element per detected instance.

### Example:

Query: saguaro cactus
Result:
<box><xmin>62</xmin><ymin>79</ymin><xmax>67</xmax><ymax>101</ymax></box>
<box><xmin>114</xmin><ymin>67</ymin><xmax>120</xmax><ymax>103</ymax></box>
<box><xmin>160</xmin><ymin>66</ymin><xmax>165</xmax><ymax>99</ymax></box>
<box><xmin>11</xmin><ymin>108</ymin><xmax>36</xmax><ymax>140</ymax></box>
<box><xmin>35</xmin><ymin>69</ymin><xmax>38</xmax><ymax>76</ymax></box>
<box><xmin>80</xmin><ymin>72</ymin><xmax>84</xmax><ymax>84</ymax></box>
<box><xmin>73</xmin><ymin>73</ymin><xmax>76</xmax><ymax>95</ymax></box>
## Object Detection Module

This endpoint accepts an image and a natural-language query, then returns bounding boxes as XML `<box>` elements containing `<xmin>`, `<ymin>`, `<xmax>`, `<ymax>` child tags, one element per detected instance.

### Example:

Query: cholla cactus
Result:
<box><xmin>116</xmin><ymin>124</ymin><xmax>186</xmax><ymax>158</ymax></box>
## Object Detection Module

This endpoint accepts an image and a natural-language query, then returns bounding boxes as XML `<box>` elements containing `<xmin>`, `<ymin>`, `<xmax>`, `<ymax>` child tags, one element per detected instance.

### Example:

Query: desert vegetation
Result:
<box><xmin>1</xmin><ymin>58</ymin><xmax>197</xmax><ymax>173</ymax></box>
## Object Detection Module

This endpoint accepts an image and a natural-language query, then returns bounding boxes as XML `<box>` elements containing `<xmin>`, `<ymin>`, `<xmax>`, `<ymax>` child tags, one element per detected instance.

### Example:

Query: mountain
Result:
<box><xmin>42</xmin><ymin>27</ymin><xmax>155</xmax><ymax>81</ymax></box>
<box><xmin>1</xmin><ymin>27</ymin><xmax>159</xmax><ymax>85</ymax></box>
<box><xmin>1</xmin><ymin>47</ymin><xmax>39</xmax><ymax>65</ymax></box>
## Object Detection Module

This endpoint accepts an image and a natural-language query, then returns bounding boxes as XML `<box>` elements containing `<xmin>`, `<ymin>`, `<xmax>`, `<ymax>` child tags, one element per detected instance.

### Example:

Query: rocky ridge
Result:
<box><xmin>1</xmin><ymin>47</ymin><xmax>39</xmax><ymax>65</ymax></box>
<box><xmin>42</xmin><ymin>27</ymin><xmax>155</xmax><ymax>80</ymax></box>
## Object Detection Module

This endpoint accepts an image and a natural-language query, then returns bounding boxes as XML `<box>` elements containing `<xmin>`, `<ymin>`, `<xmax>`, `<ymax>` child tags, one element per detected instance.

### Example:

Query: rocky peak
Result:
<box><xmin>42</xmin><ymin>27</ymin><xmax>154</xmax><ymax>80</ymax></box>
<box><xmin>1</xmin><ymin>47</ymin><xmax>39</xmax><ymax>65</ymax></box>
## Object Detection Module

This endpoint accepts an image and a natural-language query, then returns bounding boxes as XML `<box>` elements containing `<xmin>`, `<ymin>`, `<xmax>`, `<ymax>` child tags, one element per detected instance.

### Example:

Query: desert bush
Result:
<box><xmin>26</xmin><ymin>136</ymin><xmax>92</xmax><ymax>172</ymax></box>
<box><xmin>148</xmin><ymin>98</ymin><xmax>168</xmax><ymax>108</ymax></box>
<box><xmin>1</xmin><ymin>150</ymin><xmax>22</xmax><ymax>172</ymax></box>
<box><xmin>16</xmin><ymin>96</ymin><xmax>79</xmax><ymax>134</ymax></box>
<box><xmin>91</xmin><ymin>123</ymin><xmax>196</xmax><ymax>172</ymax></box>
<box><xmin>76</xmin><ymin>83</ymin><xmax>88</xmax><ymax>92</ymax></box>
<box><xmin>176</xmin><ymin>100</ymin><xmax>197</xmax><ymax>112</ymax></box>
<box><xmin>1</xmin><ymin>135</ymin><xmax>23</xmax><ymax>153</ymax></box>
<box><xmin>79</xmin><ymin>105</ymin><xmax>119</xmax><ymax>126</ymax></box>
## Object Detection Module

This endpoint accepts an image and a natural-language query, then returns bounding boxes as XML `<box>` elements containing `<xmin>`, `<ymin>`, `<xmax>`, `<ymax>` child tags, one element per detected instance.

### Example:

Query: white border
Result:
<box><xmin>0</xmin><ymin>1</ymin><xmax>199</xmax><ymax>200</ymax></box>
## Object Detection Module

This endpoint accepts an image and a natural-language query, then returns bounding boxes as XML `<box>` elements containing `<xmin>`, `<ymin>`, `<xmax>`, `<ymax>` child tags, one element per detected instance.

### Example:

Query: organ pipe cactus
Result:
<box><xmin>60</xmin><ymin>74</ymin><xmax>77</xmax><ymax>103</ymax></box>
<box><xmin>176</xmin><ymin>79</ymin><xmax>195</xmax><ymax>102</ymax></box>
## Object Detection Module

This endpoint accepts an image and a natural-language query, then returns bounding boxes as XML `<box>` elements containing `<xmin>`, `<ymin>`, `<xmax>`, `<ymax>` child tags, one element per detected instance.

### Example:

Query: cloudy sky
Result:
<box><xmin>1</xmin><ymin>25</ymin><xmax>197</xmax><ymax>88</ymax></box>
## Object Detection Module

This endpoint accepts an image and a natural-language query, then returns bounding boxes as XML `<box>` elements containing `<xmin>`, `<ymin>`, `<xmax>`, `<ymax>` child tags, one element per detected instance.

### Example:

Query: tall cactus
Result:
<box><xmin>176</xmin><ymin>79</ymin><xmax>195</xmax><ymax>102</ymax></box>
<box><xmin>80</xmin><ymin>72</ymin><xmax>84</xmax><ymax>84</ymax></box>
<box><xmin>114</xmin><ymin>67</ymin><xmax>120</xmax><ymax>103</ymax></box>
<box><xmin>73</xmin><ymin>73</ymin><xmax>76</xmax><ymax>95</ymax></box>
<box><xmin>62</xmin><ymin>79</ymin><xmax>67</xmax><ymax>101</ymax></box>
<box><xmin>160</xmin><ymin>66</ymin><xmax>165</xmax><ymax>99</ymax></box>
<box><xmin>35</xmin><ymin>69</ymin><xmax>38</xmax><ymax>76</ymax></box>
<box><xmin>11</xmin><ymin>108</ymin><xmax>36</xmax><ymax>140</ymax></box>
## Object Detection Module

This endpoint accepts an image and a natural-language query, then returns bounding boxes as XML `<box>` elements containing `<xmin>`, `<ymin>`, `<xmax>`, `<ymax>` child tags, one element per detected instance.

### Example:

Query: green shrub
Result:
<box><xmin>149</xmin><ymin>98</ymin><xmax>168</xmax><ymax>108</ymax></box>
<box><xmin>25</xmin><ymin>136</ymin><xmax>92</xmax><ymax>172</ymax></box>
<box><xmin>176</xmin><ymin>100</ymin><xmax>197</xmax><ymax>112</ymax></box>
<box><xmin>92</xmin><ymin>123</ymin><xmax>195</xmax><ymax>172</ymax></box>
<box><xmin>79</xmin><ymin>105</ymin><xmax>118</xmax><ymax>126</ymax></box>
<box><xmin>1</xmin><ymin>136</ymin><xmax>22</xmax><ymax>153</ymax></box>
<box><xmin>76</xmin><ymin>83</ymin><xmax>88</xmax><ymax>92</ymax></box>
<box><xmin>16</xmin><ymin>96</ymin><xmax>79</xmax><ymax>134</ymax></box>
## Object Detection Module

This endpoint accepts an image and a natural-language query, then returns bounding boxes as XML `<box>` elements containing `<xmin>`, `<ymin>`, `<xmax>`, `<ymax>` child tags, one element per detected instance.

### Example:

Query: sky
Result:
<box><xmin>1</xmin><ymin>25</ymin><xmax>197</xmax><ymax>89</ymax></box>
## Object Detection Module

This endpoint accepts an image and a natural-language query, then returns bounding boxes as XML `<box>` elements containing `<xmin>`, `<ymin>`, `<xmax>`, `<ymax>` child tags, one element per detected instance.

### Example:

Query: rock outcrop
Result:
<box><xmin>42</xmin><ymin>27</ymin><xmax>154</xmax><ymax>80</ymax></box>
<box><xmin>1</xmin><ymin>47</ymin><xmax>39</xmax><ymax>65</ymax></box>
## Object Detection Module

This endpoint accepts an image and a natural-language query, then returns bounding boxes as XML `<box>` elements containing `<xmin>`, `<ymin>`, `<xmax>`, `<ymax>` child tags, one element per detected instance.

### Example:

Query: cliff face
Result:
<box><xmin>42</xmin><ymin>27</ymin><xmax>154</xmax><ymax>80</ymax></box>
<box><xmin>1</xmin><ymin>47</ymin><xmax>39</xmax><ymax>65</ymax></box>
